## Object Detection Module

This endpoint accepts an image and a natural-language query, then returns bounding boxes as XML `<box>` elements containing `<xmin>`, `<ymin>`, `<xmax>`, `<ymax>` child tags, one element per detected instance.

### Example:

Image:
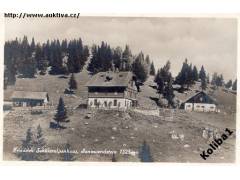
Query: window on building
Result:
<box><xmin>94</xmin><ymin>99</ymin><xmax>97</xmax><ymax>106</ymax></box>
<box><xmin>114</xmin><ymin>99</ymin><xmax>117</xmax><ymax>106</ymax></box>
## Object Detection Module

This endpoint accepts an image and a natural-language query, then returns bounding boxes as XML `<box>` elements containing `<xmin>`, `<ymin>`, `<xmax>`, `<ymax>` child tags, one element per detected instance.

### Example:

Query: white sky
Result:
<box><xmin>5</xmin><ymin>17</ymin><xmax>237</xmax><ymax>81</ymax></box>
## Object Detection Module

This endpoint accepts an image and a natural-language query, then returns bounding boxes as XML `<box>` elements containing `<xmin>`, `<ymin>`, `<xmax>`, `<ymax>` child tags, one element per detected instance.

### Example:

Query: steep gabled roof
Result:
<box><xmin>11</xmin><ymin>91</ymin><xmax>48</xmax><ymax>100</ymax></box>
<box><xmin>184</xmin><ymin>91</ymin><xmax>217</xmax><ymax>104</ymax></box>
<box><xmin>86</xmin><ymin>71</ymin><xmax>134</xmax><ymax>87</ymax></box>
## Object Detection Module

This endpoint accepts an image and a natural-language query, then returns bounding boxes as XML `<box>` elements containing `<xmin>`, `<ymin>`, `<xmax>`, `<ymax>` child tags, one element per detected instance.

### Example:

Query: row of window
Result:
<box><xmin>92</xmin><ymin>99</ymin><xmax>132</xmax><ymax>107</ymax></box>
<box><xmin>187</xmin><ymin>104</ymin><xmax>215</xmax><ymax>109</ymax></box>
<box><xmin>94</xmin><ymin>99</ymin><xmax>119</xmax><ymax>106</ymax></box>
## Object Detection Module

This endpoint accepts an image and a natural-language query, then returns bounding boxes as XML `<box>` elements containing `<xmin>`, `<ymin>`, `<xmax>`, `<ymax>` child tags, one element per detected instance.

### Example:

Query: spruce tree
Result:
<box><xmin>211</xmin><ymin>72</ymin><xmax>218</xmax><ymax>86</ymax></box>
<box><xmin>225</xmin><ymin>80</ymin><xmax>232</xmax><ymax>88</ymax></box>
<box><xmin>54</xmin><ymin>97</ymin><xmax>68</xmax><ymax>127</ymax></box>
<box><xmin>199</xmin><ymin>65</ymin><xmax>206</xmax><ymax>81</ymax></box>
<box><xmin>206</xmin><ymin>74</ymin><xmax>210</xmax><ymax>84</ymax></box>
<box><xmin>132</xmin><ymin>52</ymin><xmax>148</xmax><ymax>82</ymax></box>
<box><xmin>68</xmin><ymin>73</ymin><xmax>77</xmax><ymax>91</ymax></box>
<box><xmin>201</xmin><ymin>78</ymin><xmax>207</xmax><ymax>91</ymax></box>
<box><xmin>150</xmin><ymin>61</ymin><xmax>156</xmax><ymax>76</ymax></box>
<box><xmin>122</xmin><ymin>45</ymin><xmax>132</xmax><ymax>71</ymax></box>
<box><xmin>192</xmin><ymin>65</ymin><xmax>199</xmax><ymax>81</ymax></box>
<box><xmin>83</xmin><ymin>45</ymin><xmax>90</xmax><ymax>63</ymax></box>
<box><xmin>186</xmin><ymin>63</ymin><xmax>193</xmax><ymax>88</ymax></box>
<box><xmin>36</xmin><ymin>125</ymin><xmax>46</xmax><ymax>148</ymax></box>
<box><xmin>113</xmin><ymin>47</ymin><xmax>123</xmax><ymax>70</ymax></box>
<box><xmin>111</xmin><ymin>153</ymin><xmax>117</xmax><ymax>162</ymax></box>
<box><xmin>35</xmin><ymin>125</ymin><xmax>48</xmax><ymax>161</ymax></box>
<box><xmin>63</xmin><ymin>143</ymin><xmax>75</xmax><ymax>161</ymax></box>
<box><xmin>155</xmin><ymin>61</ymin><xmax>175</xmax><ymax>106</ymax></box>
<box><xmin>39</xmin><ymin>58</ymin><xmax>48</xmax><ymax>75</ymax></box>
<box><xmin>175</xmin><ymin>59</ymin><xmax>189</xmax><ymax>89</ymax></box>
<box><xmin>139</xmin><ymin>141</ymin><xmax>153</xmax><ymax>162</ymax></box>
<box><xmin>232</xmin><ymin>79</ymin><xmax>237</xmax><ymax>91</ymax></box>
<box><xmin>165</xmin><ymin>77</ymin><xmax>175</xmax><ymax>107</ymax></box>
<box><xmin>19</xmin><ymin>128</ymin><xmax>36</xmax><ymax>161</ymax></box>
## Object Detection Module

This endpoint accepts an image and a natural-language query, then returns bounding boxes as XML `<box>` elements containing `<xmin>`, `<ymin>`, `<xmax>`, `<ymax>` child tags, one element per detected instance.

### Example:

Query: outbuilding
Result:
<box><xmin>182</xmin><ymin>91</ymin><xmax>217</xmax><ymax>112</ymax></box>
<box><xmin>11</xmin><ymin>91</ymin><xmax>49</xmax><ymax>107</ymax></box>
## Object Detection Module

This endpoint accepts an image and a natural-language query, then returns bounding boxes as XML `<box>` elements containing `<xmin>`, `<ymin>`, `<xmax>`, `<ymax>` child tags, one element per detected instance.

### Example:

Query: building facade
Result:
<box><xmin>183</xmin><ymin>91</ymin><xmax>217</xmax><ymax>112</ymax></box>
<box><xmin>86</xmin><ymin>71</ymin><xmax>137</xmax><ymax>110</ymax></box>
<box><xmin>11</xmin><ymin>91</ymin><xmax>49</xmax><ymax>107</ymax></box>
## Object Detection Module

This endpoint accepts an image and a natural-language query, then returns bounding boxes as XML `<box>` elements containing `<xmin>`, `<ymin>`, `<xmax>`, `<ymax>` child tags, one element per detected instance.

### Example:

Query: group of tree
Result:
<box><xmin>88</xmin><ymin>43</ymin><xmax>153</xmax><ymax>82</ymax></box>
<box><xmin>211</xmin><ymin>72</ymin><xmax>224</xmax><ymax>88</ymax></box>
<box><xmin>225</xmin><ymin>79</ymin><xmax>232</xmax><ymax>89</ymax></box>
<box><xmin>175</xmin><ymin>59</ymin><xmax>208</xmax><ymax>91</ymax></box>
<box><xmin>18</xmin><ymin>125</ymin><xmax>48</xmax><ymax>161</ymax></box>
<box><xmin>225</xmin><ymin>79</ymin><xmax>237</xmax><ymax>91</ymax></box>
<box><xmin>4</xmin><ymin>36</ymin><xmax>89</xmax><ymax>85</ymax></box>
<box><xmin>154</xmin><ymin>61</ymin><xmax>175</xmax><ymax>107</ymax></box>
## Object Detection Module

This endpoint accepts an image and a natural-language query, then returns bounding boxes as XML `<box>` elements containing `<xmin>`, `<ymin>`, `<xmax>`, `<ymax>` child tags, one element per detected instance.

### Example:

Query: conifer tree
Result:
<box><xmin>35</xmin><ymin>125</ymin><xmax>48</xmax><ymax>161</ymax></box>
<box><xmin>68</xmin><ymin>73</ymin><xmax>77</xmax><ymax>91</ymax></box>
<box><xmin>175</xmin><ymin>59</ymin><xmax>189</xmax><ymax>89</ymax></box>
<box><xmin>149</xmin><ymin>61</ymin><xmax>156</xmax><ymax>76</ymax></box>
<box><xmin>62</xmin><ymin>143</ymin><xmax>75</xmax><ymax>161</ymax></box>
<box><xmin>139</xmin><ymin>141</ymin><xmax>153</xmax><ymax>162</ymax></box>
<box><xmin>201</xmin><ymin>77</ymin><xmax>207</xmax><ymax>91</ymax></box>
<box><xmin>112</xmin><ymin>47</ymin><xmax>123</xmax><ymax>70</ymax></box>
<box><xmin>232</xmin><ymin>79</ymin><xmax>237</xmax><ymax>91</ymax></box>
<box><xmin>211</xmin><ymin>72</ymin><xmax>218</xmax><ymax>86</ymax></box>
<box><xmin>199</xmin><ymin>65</ymin><xmax>206</xmax><ymax>81</ymax></box>
<box><xmin>54</xmin><ymin>97</ymin><xmax>68</xmax><ymax>127</ymax></box>
<box><xmin>122</xmin><ymin>45</ymin><xmax>132</xmax><ymax>71</ymax></box>
<box><xmin>206</xmin><ymin>74</ymin><xmax>210</xmax><ymax>84</ymax></box>
<box><xmin>36</xmin><ymin>125</ymin><xmax>46</xmax><ymax>148</ymax></box>
<box><xmin>18</xmin><ymin>128</ymin><xmax>36</xmax><ymax>161</ymax></box>
<box><xmin>165</xmin><ymin>77</ymin><xmax>175</xmax><ymax>106</ymax></box>
<box><xmin>225</xmin><ymin>80</ymin><xmax>232</xmax><ymax>89</ymax></box>
<box><xmin>192</xmin><ymin>65</ymin><xmax>199</xmax><ymax>81</ymax></box>
<box><xmin>132</xmin><ymin>52</ymin><xmax>148</xmax><ymax>82</ymax></box>
<box><xmin>111</xmin><ymin>153</ymin><xmax>117</xmax><ymax>162</ymax></box>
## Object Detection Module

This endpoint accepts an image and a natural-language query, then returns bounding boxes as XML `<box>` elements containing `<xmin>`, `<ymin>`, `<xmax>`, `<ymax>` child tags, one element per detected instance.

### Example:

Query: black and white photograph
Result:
<box><xmin>3</xmin><ymin>16</ymin><xmax>237</xmax><ymax>162</ymax></box>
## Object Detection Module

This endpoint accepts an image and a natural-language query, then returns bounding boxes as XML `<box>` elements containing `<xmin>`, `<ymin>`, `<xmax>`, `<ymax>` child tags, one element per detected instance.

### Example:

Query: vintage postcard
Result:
<box><xmin>2</xmin><ymin>16</ymin><xmax>237</xmax><ymax>162</ymax></box>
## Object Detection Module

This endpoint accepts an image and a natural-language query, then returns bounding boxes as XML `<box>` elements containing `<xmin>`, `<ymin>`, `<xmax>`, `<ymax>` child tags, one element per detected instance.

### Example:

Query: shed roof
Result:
<box><xmin>11</xmin><ymin>91</ymin><xmax>48</xmax><ymax>100</ymax></box>
<box><xmin>86</xmin><ymin>71</ymin><xmax>134</xmax><ymax>87</ymax></box>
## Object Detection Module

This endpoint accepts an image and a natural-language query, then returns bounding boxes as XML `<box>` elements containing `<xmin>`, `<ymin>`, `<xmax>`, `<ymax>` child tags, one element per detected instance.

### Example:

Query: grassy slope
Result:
<box><xmin>3</xmin><ymin>69</ymin><xmax>236</xmax><ymax>162</ymax></box>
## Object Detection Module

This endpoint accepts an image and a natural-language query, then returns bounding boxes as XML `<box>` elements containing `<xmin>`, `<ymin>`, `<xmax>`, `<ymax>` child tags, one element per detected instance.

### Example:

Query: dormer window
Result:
<box><xmin>105</xmin><ymin>75</ymin><xmax>113</xmax><ymax>82</ymax></box>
